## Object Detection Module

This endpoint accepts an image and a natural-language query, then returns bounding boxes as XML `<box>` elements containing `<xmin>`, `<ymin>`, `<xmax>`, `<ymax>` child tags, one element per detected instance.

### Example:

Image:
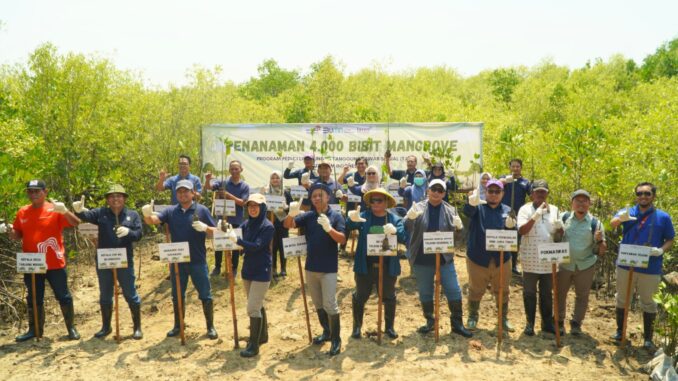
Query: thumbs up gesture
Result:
<box><xmin>288</xmin><ymin>195</ymin><xmax>304</xmax><ymax>218</ymax></box>
<box><xmin>72</xmin><ymin>195</ymin><xmax>88</xmax><ymax>213</ymax></box>
<box><xmin>468</xmin><ymin>189</ymin><xmax>486</xmax><ymax>207</ymax></box>
<box><xmin>348</xmin><ymin>205</ymin><xmax>366</xmax><ymax>223</ymax></box>
<box><xmin>142</xmin><ymin>200</ymin><xmax>155</xmax><ymax>217</ymax></box>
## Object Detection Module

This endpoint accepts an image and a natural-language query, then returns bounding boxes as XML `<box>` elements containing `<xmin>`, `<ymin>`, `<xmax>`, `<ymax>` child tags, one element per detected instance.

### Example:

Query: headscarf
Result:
<box><xmin>265</xmin><ymin>171</ymin><xmax>283</xmax><ymax>196</ymax></box>
<box><xmin>242</xmin><ymin>201</ymin><xmax>269</xmax><ymax>243</ymax></box>
<box><xmin>361</xmin><ymin>165</ymin><xmax>382</xmax><ymax>194</ymax></box>
<box><xmin>411</xmin><ymin>169</ymin><xmax>428</xmax><ymax>203</ymax></box>
<box><xmin>479</xmin><ymin>171</ymin><xmax>493</xmax><ymax>200</ymax></box>
<box><xmin>428</xmin><ymin>162</ymin><xmax>446</xmax><ymax>181</ymax></box>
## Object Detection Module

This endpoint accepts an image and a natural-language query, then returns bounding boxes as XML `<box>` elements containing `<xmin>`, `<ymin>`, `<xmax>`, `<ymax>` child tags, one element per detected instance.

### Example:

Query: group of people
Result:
<box><xmin>1</xmin><ymin>153</ymin><xmax>674</xmax><ymax>359</ymax></box>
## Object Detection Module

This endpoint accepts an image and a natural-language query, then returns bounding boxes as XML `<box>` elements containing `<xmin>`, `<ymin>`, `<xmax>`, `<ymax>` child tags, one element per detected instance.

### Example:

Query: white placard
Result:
<box><xmin>423</xmin><ymin>231</ymin><xmax>455</xmax><ymax>254</ymax></box>
<box><xmin>266</xmin><ymin>195</ymin><xmax>286</xmax><ymax>209</ymax></box>
<box><xmin>329</xmin><ymin>204</ymin><xmax>342</xmax><ymax>213</ymax></box>
<box><xmin>617</xmin><ymin>244</ymin><xmax>651</xmax><ymax>269</ymax></box>
<box><xmin>290</xmin><ymin>185</ymin><xmax>307</xmax><ymax>199</ymax></box>
<box><xmin>16</xmin><ymin>253</ymin><xmax>47</xmax><ymax>274</ymax></box>
<box><xmin>388</xmin><ymin>191</ymin><xmax>404</xmax><ymax>205</ymax></box>
<box><xmin>213</xmin><ymin>228</ymin><xmax>243</xmax><ymax>251</ymax></box>
<box><xmin>214</xmin><ymin>199</ymin><xmax>237</xmax><ymax>217</ymax></box>
<box><xmin>347</xmin><ymin>192</ymin><xmax>362</xmax><ymax>203</ymax></box>
<box><xmin>387</xmin><ymin>182</ymin><xmax>400</xmax><ymax>191</ymax></box>
<box><xmin>153</xmin><ymin>204</ymin><xmax>172</xmax><ymax>213</ymax></box>
<box><xmin>538</xmin><ymin>242</ymin><xmax>570</xmax><ymax>264</ymax></box>
<box><xmin>485</xmin><ymin>229</ymin><xmax>518</xmax><ymax>252</ymax></box>
<box><xmin>158</xmin><ymin>242</ymin><xmax>191</xmax><ymax>264</ymax></box>
<box><xmin>97</xmin><ymin>248</ymin><xmax>128</xmax><ymax>269</ymax></box>
<box><xmin>283</xmin><ymin>236</ymin><xmax>307</xmax><ymax>257</ymax></box>
<box><xmin>78</xmin><ymin>223</ymin><xmax>99</xmax><ymax>238</ymax></box>
<box><xmin>366</xmin><ymin>234</ymin><xmax>397</xmax><ymax>256</ymax></box>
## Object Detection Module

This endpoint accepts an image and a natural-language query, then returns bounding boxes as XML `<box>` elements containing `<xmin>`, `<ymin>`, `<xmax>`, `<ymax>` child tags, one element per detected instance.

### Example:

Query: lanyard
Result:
<box><xmin>631</xmin><ymin>209</ymin><xmax>655</xmax><ymax>246</ymax></box>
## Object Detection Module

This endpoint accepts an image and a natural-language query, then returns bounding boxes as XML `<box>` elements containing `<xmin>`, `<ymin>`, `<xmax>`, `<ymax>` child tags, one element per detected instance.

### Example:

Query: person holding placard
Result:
<box><xmin>346</xmin><ymin>165</ymin><xmax>382</xmax><ymax>210</ymax></box>
<box><xmin>156</xmin><ymin>154</ymin><xmax>202</xmax><ymax>205</ymax></box>
<box><xmin>312</xmin><ymin>161</ymin><xmax>342</xmax><ymax>204</ymax></box>
<box><xmin>609</xmin><ymin>182</ymin><xmax>674</xmax><ymax>348</ymax></box>
<box><xmin>345</xmin><ymin>188</ymin><xmax>407</xmax><ymax>339</ymax></box>
<box><xmin>205</xmin><ymin>160</ymin><xmax>250</xmax><ymax>277</ymax></box>
<box><xmin>230</xmin><ymin>193</ymin><xmax>274</xmax><ymax>357</ymax></box>
<box><xmin>338</xmin><ymin>157</ymin><xmax>368</xmax><ymax>188</ymax></box>
<box><xmin>386</xmin><ymin>154</ymin><xmax>420</xmax><ymax>185</ymax></box>
<box><xmin>555</xmin><ymin>189</ymin><xmax>606</xmax><ymax>336</ymax></box>
<box><xmin>500</xmin><ymin>159</ymin><xmax>531</xmax><ymax>275</ymax></box>
<box><xmin>72</xmin><ymin>184</ymin><xmax>144</xmax><ymax>339</ymax></box>
<box><xmin>283</xmin><ymin>183</ymin><xmax>346</xmax><ymax>356</ymax></box>
<box><xmin>7</xmin><ymin>179</ymin><xmax>82</xmax><ymax>341</ymax></box>
<box><xmin>516</xmin><ymin>180</ymin><xmax>558</xmax><ymax>336</ymax></box>
<box><xmin>405</xmin><ymin>179</ymin><xmax>472</xmax><ymax>338</ymax></box>
<box><xmin>142</xmin><ymin>180</ymin><xmax>220</xmax><ymax>340</ymax></box>
<box><xmin>464</xmin><ymin>179</ymin><xmax>516</xmax><ymax>333</ymax></box>
<box><xmin>262</xmin><ymin>171</ymin><xmax>293</xmax><ymax>278</ymax></box>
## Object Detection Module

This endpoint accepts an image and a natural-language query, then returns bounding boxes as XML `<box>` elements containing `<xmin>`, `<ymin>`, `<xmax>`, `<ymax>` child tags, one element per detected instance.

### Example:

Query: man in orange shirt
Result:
<box><xmin>4</xmin><ymin>180</ymin><xmax>82</xmax><ymax>341</ymax></box>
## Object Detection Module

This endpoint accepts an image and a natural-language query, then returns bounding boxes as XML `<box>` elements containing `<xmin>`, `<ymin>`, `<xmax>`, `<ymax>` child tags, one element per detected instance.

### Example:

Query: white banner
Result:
<box><xmin>201</xmin><ymin>123</ymin><xmax>483</xmax><ymax>190</ymax></box>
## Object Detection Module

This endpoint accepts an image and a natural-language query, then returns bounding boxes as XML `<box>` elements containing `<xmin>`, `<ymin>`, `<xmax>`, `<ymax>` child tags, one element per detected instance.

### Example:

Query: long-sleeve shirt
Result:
<box><xmin>464</xmin><ymin>202</ymin><xmax>514</xmax><ymax>267</ymax></box>
<box><xmin>346</xmin><ymin>211</ymin><xmax>408</xmax><ymax>277</ymax></box>
<box><xmin>76</xmin><ymin>207</ymin><xmax>142</xmax><ymax>264</ymax></box>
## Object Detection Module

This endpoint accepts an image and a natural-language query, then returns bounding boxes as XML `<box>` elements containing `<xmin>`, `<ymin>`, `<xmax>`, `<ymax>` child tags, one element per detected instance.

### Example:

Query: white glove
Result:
<box><xmin>260</xmin><ymin>186</ymin><xmax>267</xmax><ymax>194</ymax></box>
<box><xmin>72</xmin><ymin>195</ymin><xmax>88</xmax><ymax>213</ymax></box>
<box><xmin>552</xmin><ymin>219</ymin><xmax>564</xmax><ymax>231</ymax></box>
<box><xmin>49</xmin><ymin>200</ymin><xmax>67</xmax><ymax>214</ymax></box>
<box><xmin>531</xmin><ymin>202</ymin><xmax>548</xmax><ymax>221</ymax></box>
<box><xmin>348</xmin><ymin>205</ymin><xmax>366</xmax><ymax>223</ymax></box>
<box><xmin>317</xmin><ymin>213</ymin><xmax>332</xmax><ymax>232</ymax></box>
<box><xmin>0</xmin><ymin>223</ymin><xmax>8</xmax><ymax>234</ymax></box>
<box><xmin>301</xmin><ymin>172</ymin><xmax>310</xmax><ymax>186</ymax></box>
<box><xmin>650</xmin><ymin>247</ymin><xmax>664</xmax><ymax>257</ymax></box>
<box><xmin>383</xmin><ymin>223</ymin><xmax>397</xmax><ymax>235</ymax></box>
<box><xmin>422</xmin><ymin>152</ymin><xmax>430</xmax><ymax>161</ymax></box>
<box><xmin>399</xmin><ymin>177</ymin><xmax>408</xmax><ymax>189</ymax></box>
<box><xmin>288</xmin><ymin>161</ymin><xmax>295</xmax><ymax>170</ymax></box>
<box><xmin>335</xmin><ymin>189</ymin><xmax>344</xmax><ymax>199</ymax></box>
<box><xmin>347</xmin><ymin>176</ymin><xmax>355</xmax><ymax>187</ymax></box>
<box><xmin>618</xmin><ymin>208</ymin><xmax>637</xmax><ymax>222</ymax></box>
<box><xmin>226</xmin><ymin>229</ymin><xmax>238</xmax><ymax>243</ymax></box>
<box><xmin>505</xmin><ymin>215</ymin><xmax>517</xmax><ymax>229</ymax></box>
<box><xmin>406</xmin><ymin>206</ymin><xmax>423</xmax><ymax>220</ymax></box>
<box><xmin>192</xmin><ymin>220</ymin><xmax>208</xmax><ymax>232</ymax></box>
<box><xmin>503</xmin><ymin>175</ymin><xmax>514</xmax><ymax>184</ymax></box>
<box><xmin>446</xmin><ymin>169</ymin><xmax>455</xmax><ymax>178</ymax></box>
<box><xmin>288</xmin><ymin>195</ymin><xmax>304</xmax><ymax>218</ymax></box>
<box><xmin>141</xmin><ymin>200</ymin><xmax>155</xmax><ymax>217</ymax></box>
<box><xmin>468</xmin><ymin>189</ymin><xmax>486</xmax><ymax>207</ymax></box>
<box><xmin>453</xmin><ymin>215</ymin><xmax>463</xmax><ymax>230</ymax></box>
<box><xmin>115</xmin><ymin>226</ymin><xmax>130</xmax><ymax>238</ymax></box>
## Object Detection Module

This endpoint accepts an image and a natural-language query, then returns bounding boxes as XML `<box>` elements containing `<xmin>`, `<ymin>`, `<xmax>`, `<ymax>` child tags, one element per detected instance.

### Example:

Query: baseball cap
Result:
<box><xmin>571</xmin><ymin>189</ymin><xmax>591</xmax><ymax>200</ymax></box>
<box><xmin>26</xmin><ymin>179</ymin><xmax>46</xmax><ymax>190</ymax></box>
<box><xmin>303</xmin><ymin>152</ymin><xmax>315</xmax><ymax>160</ymax></box>
<box><xmin>531</xmin><ymin>179</ymin><xmax>549</xmax><ymax>192</ymax></box>
<box><xmin>246</xmin><ymin>193</ymin><xmax>267</xmax><ymax>205</ymax></box>
<box><xmin>318</xmin><ymin>160</ymin><xmax>332</xmax><ymax>168</ymax></box>
<box><xmin>486</xmin><ymin>179</ymin><xmax>504</xmax><ymax>190</ymax></box>
<box><xmin>175</xmin><ymin>179</ymin><xmax>194</xmax><ymax>191</ymax></box>
<box><xmin>429</xmin><ymin>179</ymin><xmax>447</xmax><ymax>191</ymax></box>
<box><xmin>308</xmin><ymin>182</ymin><xmax>331</xmax><ymax>197</ymax></box>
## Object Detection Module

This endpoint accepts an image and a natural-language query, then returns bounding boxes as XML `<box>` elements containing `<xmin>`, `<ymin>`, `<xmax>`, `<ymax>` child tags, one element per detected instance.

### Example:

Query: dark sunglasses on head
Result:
<box><xmin>430</xmin><ymin>187</ymin><xmax>445</xmax><ymax>194</ymax></box>
<box><xmin>370</xmin><ymin>198</ymin><xmax>385</xmax><ymax>204</ymax></box>
<box><xmin>487</xmin><ymin>189</ymin><xmax>502</xmax><ymax>195</ymax></box>
<box><xmin>636</xmin><ymin>191</ymin><xmax>653</xmax><ymax>197</ymax></box>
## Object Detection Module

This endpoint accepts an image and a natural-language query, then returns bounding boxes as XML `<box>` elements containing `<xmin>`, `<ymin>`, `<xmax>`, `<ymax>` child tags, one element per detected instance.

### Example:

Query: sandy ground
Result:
<box><xmin>0</xmin><ymin>236</ymin><xmax>656</xmax><ymax>381</ymax></box>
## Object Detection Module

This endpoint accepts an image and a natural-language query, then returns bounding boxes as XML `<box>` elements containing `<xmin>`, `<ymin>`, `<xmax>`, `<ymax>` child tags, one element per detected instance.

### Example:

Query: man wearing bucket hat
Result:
<box><xmin>6</xmin><ymin>180</ymin><xmax>82</xmax><ymax>341</ymax></box>
<box><xmin>142</xmin><ymin>180</ymin><xmax>220</xmax><ymax>340</ymax></box>
<box><xmin>284</xmin><ymin>152</ymin><xmax>319</xmax><ymax>186</ymax></box>
<box><xmin>404</xmin><ymin>179</ymin><xmax>472</xmax><ymax>338</ymax></box>
<box><xmin>346</xmin><ymin>188</ymin><xmax>408</xmax><ymax>339</ymax></box>
<box><xmin>72</xmin><ymin>184</ymin><xmax>144</xmax><ymax>339</ymax></box>
<box><xmin>464</xmin><ymin>179</ymin><xmax>517</xmax><ymax>333</ymax></box>
<box><xmin>284</xmin><ymin>182</ymin><xmax>346</xmax><ymax>356</ymax></box>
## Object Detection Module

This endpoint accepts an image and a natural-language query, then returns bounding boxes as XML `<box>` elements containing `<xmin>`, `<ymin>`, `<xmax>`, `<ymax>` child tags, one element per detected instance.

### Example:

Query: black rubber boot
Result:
<box><xmin>642</xmin><ymin>312</ymin><xmax>656</xmax><ymax>349</ymax></box>
<box><xmin>94</xmin><ymin>303</ymin><xmax>113</xmax><ymax>338</ymax></box>
<box><xmin>259</xmin><ymin>307</ymin><xmax>268</xmax><ymax>344</ymax></box>
<box><xmin>15</xmin><ymin>306</ymin><xmax>44</xmax><ymax>342</ymax></box>
<box><xmin>202</xmin><ymin>300</ymin><xmax>218</xmax><ymax>339</ymax></box>
<box><xmin>467</xmin><ymin>300</ymin><xmax>480</xmax><ymax>330</ymax></box>
<box><xmin>211</xmin><ymin>251</ymin><xmax>222</xmax><ymax>276</ymax></box>
<box><xmin>61</xmin><ymin>303</ymin><xmax>80</xmax><ymax>340</ymax></box>
<box><xmin>328</xmin><ymin>313</ymin><xmax>342</xmax><ymax>356</ymax></box>
<box><xmin>523</xmin><ymin>294</ymin><xmax>536</xmax><ymax>336</ymax></box>
<box><xmin>417</xmin><ymin>301</ymin><xmax>435</xmax><ymax>334</ymax></box>
<box><xmin>167</xmin><ymin>302</ymin><xmax>185</xmax><ymax>337</ymax></box>
<box><xmin>384</xmin><ymin>301</ymin><xmax>398</xmax><ymax>339</ymax></box>
<box><xmin>449</xmin><ymin>300</ymin><xmax>473</xmax><ymax>338</ymax></box>
<box><xmin>130</xmin><ymin>303</ymin><xmax>143</xmax><ymax>340</ymax></box>
<box><xmin>351</xmin><ymin>295</ymin><xmax>364</xmax><ymax>339</ymax></box>
<box><xmin>610</xmin><ymin>308</ymin><xmax>624</xmax><ymax>341</ymax></box>
<box><xmin>500</xmin><ymin>302</ymin><xmax>515</xmax><ymax>333</ymax></box>
<box><xmin>240</xmin><ymin>317</ymin><xmax>262</xmax><ymax>358</ymax></box>
<box><xmin>313</xmin><ymin>309</ymin><xmax>331</xmax><ymax>344</ymax></box>
<box><xmin>280</xmin><ymin>257</ymin><xmax>287</xmax><ymax>277</ymax></box>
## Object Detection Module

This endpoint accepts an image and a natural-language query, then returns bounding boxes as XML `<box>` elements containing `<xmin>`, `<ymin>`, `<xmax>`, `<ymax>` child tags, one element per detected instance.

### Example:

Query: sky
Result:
<box><xmin>1</xmin><ymin>0</ymin><xmax>676</xmax><ymax>87</ymax></box>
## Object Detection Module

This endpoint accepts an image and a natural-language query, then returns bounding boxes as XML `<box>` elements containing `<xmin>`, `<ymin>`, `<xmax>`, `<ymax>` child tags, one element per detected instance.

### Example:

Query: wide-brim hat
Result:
<box><xmin>363</xmin><ymin>188</ymin><xmax>396</xmax><ymax>208</ymax></box>
<box><xmin>104</xmin><ymin>184</ymin><xmax>128</xmax><ymax>197</ymax></box>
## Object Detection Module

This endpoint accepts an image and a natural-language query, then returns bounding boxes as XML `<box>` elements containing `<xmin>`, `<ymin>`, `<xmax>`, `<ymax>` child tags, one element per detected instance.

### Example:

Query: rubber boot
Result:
<box><xmin>167</xmin><ymin>302</ymin><xmax>185</xmax><ymax>337</ymax></box>
<box><xmin>523</xmin><ymin>294</ymin><xmax>536</xmax><ymax>336</ymax></box>
<box><xmin>313</xmin><ymin>309</ymin><xmax>331</xmax><ymax>344</ymax></box>
<box><xmin>240</xmin><ymin>316</ymin><xmax>262</xmax><ymax>358</ymax></box>
<box><xmin>94</xmin><ymin>303</ymin><xmax>113</xmax><ymax>338</ymax></box>
<box><xmin>280</xmin><ymin>257</ymin><xmax>287</xmax><ymax>277</ymax></box>
<box><xmin>539</xmin><ymin>294</ymin><xmax>556</xmax><ymax>334</ymax></box>
<box><xmin>259</xmin><ymin>307</ymin><xmax>268</xmax><ymax>344</ymax></box>
<box><xmin>500</xmin><ymin>301</ymin><xmax>515</xmax><ymax>333</ymax></box>
<box><xmin>130</xmin><ymin>303</ymin><xmax>143</xmax><ymax>340</ymax></box>
<box><xmin>61</xmin><ymin>303</ymin><xmax>81</xmax><ymax>340</ymax></box>
<box><xmin>569</xmin><ymin>320</ymin><xmax>582</xmax><ymax>336</ymax></box>
<box><xmin>610</xmin><ymin>308</ymin><xmax>624</xmax><ymax>341</ymax></box>
<box><xmin>511</xmin><ymin>253</ymin><xmax>521</xmax><ymax>276</ymax></box>
<box><xmin>211</xmin><ymin>251</ymin><xmax>222</xmax><ymax>276</ymax></box>
<box><xmin>15</xmin><ymin>306</ymin><xmax>44</xmax><ymax>342</ymax></box>
<box><xmin>351</xmin><ymin>295</ymin><xmax>364</xmax><ymax>339</ymax></box>
<box><xmin>384</xmin><ymin>301</ymin><xmax>398</xmax><ymax>339</ymax></box>
<box><xmin>328</xmin><ymin>313</ymin><xmax>341</xmax><ymax>356</ymax></box>
<box><xmin>642</xmin><ymin>312</ymin><xmax>656</xmax><ymax>349</ymax></box>
<box><xmin>202</xmin><ymin>300</ymin><xmax>218</xmax><ymax>339</ymax></box>
<box><xmin>467</xmin><ymin>300</ymin><xmax>480</xmax><ymax>330</ymax></box>
<box><xmin>417</xmin><ymin>301</ymin><xmax>435</xmax><ymax>334</ymax></box>
<box><xmin>449</xmin><ymin>300</ymin><xmax>473</xmax><ymax>338</ymax></box>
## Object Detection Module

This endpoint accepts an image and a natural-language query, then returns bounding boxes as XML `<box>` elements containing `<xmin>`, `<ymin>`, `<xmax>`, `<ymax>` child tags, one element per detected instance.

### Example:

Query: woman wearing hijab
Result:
<box><xmin>401</xmin><ymin>169</ymin><xmax>428</xmax><ymax>209</ymax></box>
<box><xmin>478</xmin><ymin>172</ymin><xmax>492</xmax><ymax>201</ymax></box>
<box><xmin>347</xmin><ymin>165</ymin><xmax>382</xmax><ymax>210</ymax></box>
<box><xmin>227</xmin><ymin>193</ymin><xmax>274</xmax><ymax>357</ymax></box>
<box><xmin>261</xmin><ymin>171</ymin><xmax>293</xmax><ymax>278</ymax></box>
<box><xmin>427</xmin><ymin>162</ymin><xmax>457</xmax><ymax>203</ymax></box>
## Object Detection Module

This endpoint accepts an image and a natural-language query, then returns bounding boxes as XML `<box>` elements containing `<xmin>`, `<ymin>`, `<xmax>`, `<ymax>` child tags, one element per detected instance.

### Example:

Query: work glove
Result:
<box><xmin>348</xmin><ymin>205</ymin><xmax>366</xmax><ymax>223</ymax></box>
<box><xmin>505</xmin><ymin>215</ymin><xmax>517</xmax><ymax>229</ymax></box>
<box><xmin>288</xmin><ymin>161</ymin><xmax>295</xmax><ymax>170</ymax></box>
<box><xmin>383</xmin><ymin>223</ymin><xmax>397</xmax><ymax>235</ymax></box>
<box><xmin>288</xmin><ymin>195</ymin><xmax>304</xmax><ymax>218</ymax></box>
<box><xmin>650</xmin><ymin>247</ymin><xmax>663</xmax><ymax>257</ymax></box>
<box><xmin>335</xmin><ymin>189</ymin><xmax>344</xmax><ymax>199</ymax></box>
<box><xmin>552</xmin><ymin>219</ymin><xmax>564</xmax><ymax>231</ymax></box>
<box><xmin>260</xmin><ymin>186</ymin><xmax>267</xmax><ymax>194</ymax></box>
<box><xmin>422</xmin><ymin>152</ymin><xmax>431</xmax><ymax>161</ymax></box>
<box><xmin>49</xmin><ymin>200</ymin><xmax>68</xmax><ymax>214</ymax></box>
<box><xmin>317</xmin><ymin>213</ymin><xmax>332</xmax><ymax>233</ymax></box>
<box><xmin>115</xmin><ymin>226</ymin><xmax>130</xmax><ymax>238</ymax></box>
<box><xmin>503</xmin><ymin>175</ymin><xmax>514</xmax><ymax>184</ymax></box>
<box><xmin>399</xmin><ymin>177</ymin><xmax>408</xmax><ymax>189</ymax></box>
<box><xmin>141</xmin><ymin>200</ymin><xmax>155</xmax><ymax>217</ymax></box>
<box><xmin>226</xmin><ymin>229</ymin><xmax>238</xmax><ymax>243</ymax></box>
<box><xmin>453</xmin><ymin>215</ymin><xmax>463</xmax><ymax>230</ymax></box>
<box><xmin>192</xmin><ymin>220</ymin><xmax>208</xmax><ymax>232</ymax></box>
<box><xmin>0</xmin><ymin>223</ymin><xmax>8</xmax><ymax>234</ymax></box>
<box><xmin>347</xmin><ymin>176</ymin><xmax>355</xmax><ymax>187</ymax></box>
<box><xmin>72</xmin><ymin>195</ymin><xmax>89</xmax><ymax>213</ymax></box>
<box><xmin>618</xmin><ymin>208</ymin><xmax>637</xmax><ymax>222</ymax></box>
<box><xmin>531</xmin><ymin>202</ymin><xmax>548</xmax><ymax>221</ymax></box>
<box><xmin>468</xmin><ymin>189</ymin><xmax>486</xmax><ymax>207</ymax></box>
<box><xmin>406</xmin><ymin>206</ymin><xmax>423</xmax><ymax>220</ymax></box>
<box><xmin>301</xmin><ymin>172</ymin><xmax>310</xmax><ymax>186</ymax></box>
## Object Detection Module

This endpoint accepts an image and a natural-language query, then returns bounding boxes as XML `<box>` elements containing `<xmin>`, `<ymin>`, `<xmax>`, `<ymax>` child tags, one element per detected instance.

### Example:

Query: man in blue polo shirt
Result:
<box><xmin>284</xmin><ymin>183</ymin><xmax>346</xmax><ymax>356</ymax></box>
<box><xmin>204</xmin><ymin>160</ymin><xmax>250</xmax><ymax>276</ymax></box>
<box><xmin>464</xmin><ymin>179</ymin><xmax>517</xmax><ymax>333</ymax></box>
<box><xmin>142</xmin><ymin>180</ymin><xmax>219</xmax><ymax>340</ymax></box>
<box><xmin>284</xmin><ymin>152</ymin><xmax>319</xmax><ymax>186</ymax></box>
<box><xmin>73</xmin><ymin>184</ymin><xmax>144</xmax><ymax>340</ymax></box>
<box><xmin>386</xmin><ymin>154</ymin><xmax>420</xmax><ymax>186</ymax></box>
<box><xmin>500</xmin><ymin>158</ymin><xmax>531</xmax><ymax>275</ymax></box>
<box><xmin>609</xmin><ymin>182</ymin><xmax>674</xmax><ymax>349</ymax></box>
<box><xmin>156</xmin><ymin>154</ymin><xmax>203</xmax><ymax>205</ymax></box>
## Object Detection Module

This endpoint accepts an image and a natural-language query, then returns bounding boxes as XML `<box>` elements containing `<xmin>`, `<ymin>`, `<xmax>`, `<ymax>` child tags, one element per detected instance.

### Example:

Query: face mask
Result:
<box><xmin>414</xmin><ymin>178</ymin><xmax>425</xmax><ymax>186</ymax></box>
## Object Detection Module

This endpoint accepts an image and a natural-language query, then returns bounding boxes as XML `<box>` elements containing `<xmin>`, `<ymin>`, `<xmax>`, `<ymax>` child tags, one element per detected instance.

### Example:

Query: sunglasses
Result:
<box><xmin>487</xmin><ymin>189</ymin><xmax>502</xmax><ymax>195</ymax></box>
<box><xmin>430</xmin><ymin>187</ymin><xmax>445</xmax><ymax>194</ymax></box>
<box><xmin>636</xmin><ymin>191</ymin><xmax>653</xmax><ymax>197</ymax></box>
<box><xmin>370</xmin><ymin>198</ymin><xmax>385</xmax><ymax>204</ymax></box>
<box><xmin>366</xmin><ymin>172</ymin><xmax>377</xmax><ymax>175</ymax></box>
